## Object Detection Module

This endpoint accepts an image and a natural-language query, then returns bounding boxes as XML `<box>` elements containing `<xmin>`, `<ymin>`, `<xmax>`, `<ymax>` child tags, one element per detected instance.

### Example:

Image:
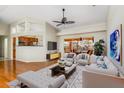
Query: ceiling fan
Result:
<box><xmin>53</xmin><ymin>8</ymin><xmax>75</xmax><ymax>26</ymax></box>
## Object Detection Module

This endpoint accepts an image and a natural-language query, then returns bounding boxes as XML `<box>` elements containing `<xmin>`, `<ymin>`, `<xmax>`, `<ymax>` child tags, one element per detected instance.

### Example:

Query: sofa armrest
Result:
<box><xmin>60</xmin><ymin>82</ymin><xmax>68</xmax><ymax>88</ymax></box>
<box><xmin>82</xmin><ymin>70</ymin><xmax>124</xmax><ymax>88</ymax></box>
<box><xmin>48</xmin><ymin>75</ymin><xmax>66</xmax><ymax>88</ymax></box>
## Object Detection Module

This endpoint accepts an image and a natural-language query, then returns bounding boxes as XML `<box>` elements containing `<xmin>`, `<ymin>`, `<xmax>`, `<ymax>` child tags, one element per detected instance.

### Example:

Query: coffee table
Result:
<box><xmin>50</xmin><ymin>63</ymin><xmax>77</xmax><ymax>79</ymax></box>
<box><xmin>50</xmin><ymin>65</ymin><xmax>65</xmax><ymax>76</ymax></box>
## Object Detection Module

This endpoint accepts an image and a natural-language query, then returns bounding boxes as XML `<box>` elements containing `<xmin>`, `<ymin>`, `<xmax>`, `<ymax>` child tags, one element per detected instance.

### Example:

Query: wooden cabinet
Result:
<box><xmin>18</xmin><ymin>36</ymin><xmax>38</xmax><ymax>46</ymax></box>
<box><xmin>46</xmin><ymin>53</ymin><xmax>61</xmax><ymax>60</ymax></box>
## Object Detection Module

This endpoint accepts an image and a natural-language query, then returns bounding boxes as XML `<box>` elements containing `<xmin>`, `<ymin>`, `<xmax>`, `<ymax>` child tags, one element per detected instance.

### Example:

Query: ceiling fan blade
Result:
<box><xmin>66</xmin><ymin>21</ymin><xmax>75</xmax><ymax>24</ymax></box>
<box><xmin>53</xmin><ymin>21</ymin><xmax>62</xmax><ymax>23</ymax></box>
<box><xmin>56</xmin><ymin>23</ymin><xmax>63</xmax><ymax>26</ymax></box>
<box><xmin>52</xmin><ymin>8</ymin><xmax>75</xmax><ymax>26</ymax></box>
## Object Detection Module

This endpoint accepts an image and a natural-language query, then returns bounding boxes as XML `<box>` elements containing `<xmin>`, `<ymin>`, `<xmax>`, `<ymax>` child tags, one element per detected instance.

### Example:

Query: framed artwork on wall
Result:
<box><xmin>110</xmin><ymin>24</ymin><xmax>122</xmax><ymax>66</ymax></box>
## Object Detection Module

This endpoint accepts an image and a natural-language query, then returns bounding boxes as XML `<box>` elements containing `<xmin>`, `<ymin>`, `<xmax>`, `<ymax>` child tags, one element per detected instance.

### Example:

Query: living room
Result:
<box><xmin>0</xmin><ymin>5</ymin><xmax>124</xmax><ymax>89</ymax></box>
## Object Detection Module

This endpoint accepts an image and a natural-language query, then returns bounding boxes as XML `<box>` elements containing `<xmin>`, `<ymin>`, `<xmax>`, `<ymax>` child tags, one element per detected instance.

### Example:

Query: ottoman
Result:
<box><xmin>17</xmin><ymin>71</ymin><xmax>49</xmax><ymax>88</ymax></box>
<box><xmin>17</xmin><ymin>71</ymin><xmax>68</xmax><ymax>88</ymax></box>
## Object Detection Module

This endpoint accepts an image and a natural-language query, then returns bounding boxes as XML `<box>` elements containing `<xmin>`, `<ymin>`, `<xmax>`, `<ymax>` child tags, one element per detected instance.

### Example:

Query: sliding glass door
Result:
<box><xmin>64</xmin><ymin>37</ymin><xmax>94</xmax><ymax>54</ymax></box>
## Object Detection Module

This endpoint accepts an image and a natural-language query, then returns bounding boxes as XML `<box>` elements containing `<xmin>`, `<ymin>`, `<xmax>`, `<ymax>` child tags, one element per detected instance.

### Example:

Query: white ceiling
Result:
<box><xmin>0</xmin><ymin>5</ymin><xmax>109</xmax><ymax>30</ymax></box>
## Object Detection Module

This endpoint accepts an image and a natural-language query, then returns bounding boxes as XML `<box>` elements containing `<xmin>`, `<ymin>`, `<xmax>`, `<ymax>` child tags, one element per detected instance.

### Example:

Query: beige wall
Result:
<box><xmin>58</xmin><ymin>31</ymin><xmax>107</xmax><ymax>56</ymax></box>
<box><xmin>107</xmin><ymin>6</ymin><xmax>124</xmax><ymax>74</ymax></box>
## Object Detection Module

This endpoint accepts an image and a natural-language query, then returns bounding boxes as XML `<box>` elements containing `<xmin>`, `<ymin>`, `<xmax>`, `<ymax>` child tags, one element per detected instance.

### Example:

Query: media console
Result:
<box><xmin>46</xmin><ymin>52</ymin><xmax>61</xmax><ymax>60</ymax></box>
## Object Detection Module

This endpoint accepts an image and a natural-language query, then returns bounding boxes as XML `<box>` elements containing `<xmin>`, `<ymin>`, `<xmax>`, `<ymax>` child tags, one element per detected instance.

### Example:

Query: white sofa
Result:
<box><xmin>85</xmin><ymin>56</ymin><xmax>118</xmax><ymax>76</ymax></box>
<box><xmin>83</xmin><ymin>70</ymin><xmax>124</xmax><ymax>88</ymax></box>
<box><xmin>76</xmin><ymin>53</ymin><xmax>90</xmax><ymax>66</ymax></box>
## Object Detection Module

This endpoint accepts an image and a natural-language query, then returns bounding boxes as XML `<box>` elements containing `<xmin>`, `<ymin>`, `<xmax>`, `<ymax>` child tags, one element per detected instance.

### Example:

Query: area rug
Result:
<box><xmin>7</xmin><ymin>65</ymin><xmax>85</xmax><ymax>88</ymax></box>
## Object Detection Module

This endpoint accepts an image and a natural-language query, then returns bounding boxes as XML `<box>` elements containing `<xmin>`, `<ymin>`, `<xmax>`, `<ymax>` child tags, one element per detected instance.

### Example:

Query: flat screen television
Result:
<box><xmin>48</xmin><ymin>41</ymin><xmax>57</xmax><ymax>50</ymax></box>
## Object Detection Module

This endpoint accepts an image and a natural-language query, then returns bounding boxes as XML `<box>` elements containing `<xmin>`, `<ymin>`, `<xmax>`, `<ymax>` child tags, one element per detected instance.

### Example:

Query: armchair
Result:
<box><xmin>60</xmin><ymin>53</ymin><xmax>76</xmax><ymax>63</ymax></box>
<box><xmin>76</xmin><ymin>53</ymin><xmax>90</xmax><ymax>66</ymax></box>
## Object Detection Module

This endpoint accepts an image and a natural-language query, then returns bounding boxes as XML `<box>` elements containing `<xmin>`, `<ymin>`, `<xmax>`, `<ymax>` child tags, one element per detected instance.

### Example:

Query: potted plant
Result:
<box><xmin>94</xmin><ymin>39</ymin><xmax>105</xmax><ymax>56</ymax></box>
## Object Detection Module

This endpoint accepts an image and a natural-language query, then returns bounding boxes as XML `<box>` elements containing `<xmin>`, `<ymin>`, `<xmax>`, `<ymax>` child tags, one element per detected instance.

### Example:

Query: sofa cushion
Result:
<box><xmin>66</xmin><ymin>58</ymin><xmax>74</xmax><ymax>63</ymax></box>
<box><xmin>65</xmin><ymin>64</ymin><xmax>77</xmax><ymax>74</ymax></box>
<box><xmin>67</xmin><ymin>54</ymin><xmax>74</xmax><ymax>58</ymax></box>
<box><xmin>104</xmin><ymin>56</ymin><xmax>110</xmax><ymax>63</ymax></box>
<box><xmin>96</xmin><ymin>56</ymin><xmax>104</xmax><ymax>61</ymax></box>
<box><xmin>78</xmin><ymin>59</ymin><xmax>88</xmax><ymax>63</ymax></box>
<box><xmin>104</xmin><ymin>56</ymin><xmax>110</xmax><ymax>68</ymax></box>
<box><xmin>90</xmin><ymin>55</ymin><xmax>97</xmax><ymax>64</ymax></box>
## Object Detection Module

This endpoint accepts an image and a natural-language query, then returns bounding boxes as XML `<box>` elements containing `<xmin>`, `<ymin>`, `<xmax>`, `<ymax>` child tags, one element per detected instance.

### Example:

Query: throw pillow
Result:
<box><xmin>102</xmin><ymin>63</ymin><xmax>108</xmax><ymax>69</ymax></box>
<box><xmin>96</xmin><ymin>56</ymin><xmax>104</xmax><ymax>62</ymax></box>
<box><xmin>67</xmin><ymin>54</ymin><xmax>74</xmax><ymax>58</ymax></box>
<box><xmin>65</xmin><ymin>61</ymin><xmax>73</xmax><ymax>67</ymax></box>
<box><xmin>97</xmin><ymin>60</ymin><xmax>104</xmax><ymax>65</ymax></box>
<box><xmin>82</xmin><ymin>55</ymin><xmax>85</xmax><ymax>59</ymax></box>
<box><xmin>97</xmin><ymin>62</ymin><xmax>108</xmax><ymax>69</ymax></box>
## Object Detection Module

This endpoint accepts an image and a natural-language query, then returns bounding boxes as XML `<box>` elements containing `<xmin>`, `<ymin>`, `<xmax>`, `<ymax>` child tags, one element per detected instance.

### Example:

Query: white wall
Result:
<box><xmin>10</xmin><ymin>19</ymin><xmax>47</xmax><ymax>62</ymax></box>
<box><xmin>58</xmin><ymin>31</ymin><xmax>107</xmax><ymax>56</ymax></box>
<box><xmin>46</xmin><ymin>23</ymin><xmax>57</xmax><ymax>42</ymax></box>
<box><xmin>16</xmin><ymin>46</ymin><xmax>46</xmax><ymax>62</ymax></box>
<box><xmin>107</xmin><ymin>6</ymin><xmax>124</xmax><ymax>74</ymax></box>
<box><xmin>10</xmin><ymin>19</ymin><xmax>58</xmax><ymax>62</ymax></box>
<box><xmin>4</xmin><ymin>37</ymin><xmax>8</xmax><ymax>58</ymax></box>
<box><xmin>45</xmin><ymin>23</ymin><xmax>58</xmax><ymax>53</ymax></box>
<box><xmin>0</xmin><ymin>22</ymin><xmax>9</xmax><ymax>36</ymax></box>
<box><xmin>0</xmin><ymin>22</ymin><xmax>9</xmax><ymax>59</ymax></box>
<box><xmin>57</xmin><ymin>23</ymin><xmax>107</xmax><ymax>36</ymax></box>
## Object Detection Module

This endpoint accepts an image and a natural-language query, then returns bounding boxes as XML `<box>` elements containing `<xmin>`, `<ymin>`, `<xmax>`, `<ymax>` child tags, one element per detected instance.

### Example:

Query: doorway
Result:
<box><xmin>0</xmin><ymin>36</ymin><xmax>9</xmax><ymax>60</ymax></box>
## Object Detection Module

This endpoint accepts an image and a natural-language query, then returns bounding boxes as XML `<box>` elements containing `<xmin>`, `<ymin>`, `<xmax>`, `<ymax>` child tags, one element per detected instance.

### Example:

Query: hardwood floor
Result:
<box><xmin>0</xmin><ymin>60</ymin><xmax>57</xmax><ymax>88</ymax></box>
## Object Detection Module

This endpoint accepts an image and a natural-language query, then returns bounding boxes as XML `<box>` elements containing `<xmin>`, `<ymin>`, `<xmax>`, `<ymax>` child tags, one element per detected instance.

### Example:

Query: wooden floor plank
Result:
<box><xmin>0</xmin><ymin>60</ymin><xmax>57</xmax><ymax>88</ymax></box>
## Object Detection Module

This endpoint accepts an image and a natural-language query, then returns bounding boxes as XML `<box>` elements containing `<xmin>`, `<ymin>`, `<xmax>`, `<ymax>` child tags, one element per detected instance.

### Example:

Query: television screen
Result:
<box><xmin>48</xmin><ymin>41</ymin><xmax>57</xmax><ymax>50</ymax></box>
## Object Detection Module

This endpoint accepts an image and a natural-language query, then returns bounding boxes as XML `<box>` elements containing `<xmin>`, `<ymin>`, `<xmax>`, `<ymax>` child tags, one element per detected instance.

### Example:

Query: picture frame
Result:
<box><xmin>110</xmin><ymin>24</ymin><xmax>122</xmax><ymax>66</ymax></box>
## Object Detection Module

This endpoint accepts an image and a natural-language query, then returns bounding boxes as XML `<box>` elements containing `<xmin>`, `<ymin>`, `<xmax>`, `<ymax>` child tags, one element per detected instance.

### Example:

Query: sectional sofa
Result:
<box><xmin>16</xmin><ymin>53</ymin><xmax>120</xmax><ymax>88</ymax></box>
